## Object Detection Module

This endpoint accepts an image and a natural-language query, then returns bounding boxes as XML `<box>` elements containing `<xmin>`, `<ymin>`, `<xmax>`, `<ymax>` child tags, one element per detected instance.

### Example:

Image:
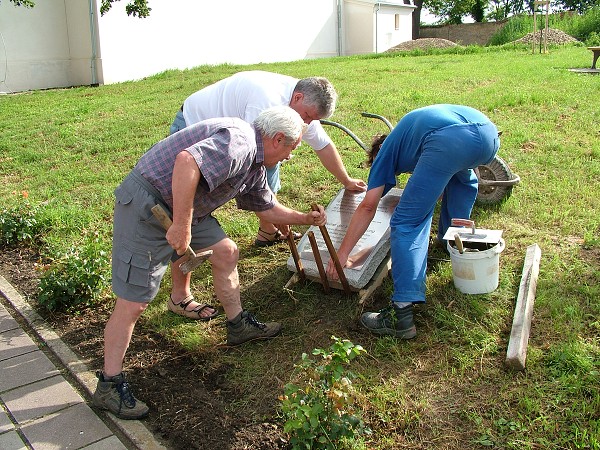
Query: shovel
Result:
<box><xmin>151</xmin><ymin>204</ymin><xmax>213</xmax><ymax>274</ymax></box>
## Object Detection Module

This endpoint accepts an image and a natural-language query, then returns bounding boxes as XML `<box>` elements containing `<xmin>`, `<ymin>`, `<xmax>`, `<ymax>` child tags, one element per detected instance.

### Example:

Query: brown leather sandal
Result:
<box><xmin>254</xmin><ymin>228</ymin><xmax>301</xmax><ymax>247</ymax></box>
<box><xmin>168</xmin><ymin>295</ymin><xmax>219</xmax><ymax>321</ymax></box>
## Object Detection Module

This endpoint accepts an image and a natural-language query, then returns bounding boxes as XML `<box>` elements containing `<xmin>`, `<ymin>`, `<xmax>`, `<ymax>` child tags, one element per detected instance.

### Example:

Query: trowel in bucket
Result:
<box><xmin>442</xmin><ymin>218</ymin><xmax>503</xmax><ymax>250</ymax></box>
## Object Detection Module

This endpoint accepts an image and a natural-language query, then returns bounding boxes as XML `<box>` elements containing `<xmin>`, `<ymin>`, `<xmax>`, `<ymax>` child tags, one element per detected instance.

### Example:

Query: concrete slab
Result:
<box><xmin>0</xmin><ymin>327</ymin><xmax>38</xmax><ymax>361</ymax></box>
<box><xmin>20</xmin><ymin>403</ymin><xmax>112</xmax><ymax>450</ymax></box>
<box><xmin>0</xmin><ymin>430</ymin><xmax>27</xmax><ymax>450</ymax></box>
<box><xmin>287</xmin><ymin>187</ymin><xmax>402</xmax><ymax>290</ymax></box>
<box><xmin>80</xmin><ymin>435</ymin><xmax>129</xmax><ymax>450</ymax></box>
<box><xmin>0</xmin><ymin>350</ymin><xmax>59</xmax><ymax>392</ymax></box>
<box><xmin>3</xmin><ymin>375</ymin><xmax>84</xmax><ymax>423</ymax></box>
<box><xmin>0</xmin><ymin>304</ymin><xmax>19</xmax><ymax>333</ymax></box>
<box><xmin>0</xmin><ymin>409</ymin><xmax>14</xmax><ymax>433</ymax></box>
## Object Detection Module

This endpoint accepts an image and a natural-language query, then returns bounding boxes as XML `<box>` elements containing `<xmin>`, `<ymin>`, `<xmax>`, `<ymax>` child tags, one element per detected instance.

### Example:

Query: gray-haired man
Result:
<box><xmin>93</xmin><ymin>106</ymin><xmax>327</xmax><ymax>420</ymax></box>
<box><xmin>170</xmin><ymin>70</ymin><xmax>366</xmax><ymax>253</ymax></box>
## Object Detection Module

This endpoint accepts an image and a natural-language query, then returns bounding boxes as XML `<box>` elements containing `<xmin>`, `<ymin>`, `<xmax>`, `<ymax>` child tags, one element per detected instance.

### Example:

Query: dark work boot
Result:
<box><xmin>227</xmin><ymin>311</ymin><xmax>281</xmax><ymax>346</ymax></box>
<box><xmin>92</xmin><ymin>371</ymin><xmax>149</xmax><ymax>419</ymax></box>
<box><xmin>360</xmin><ymin>303</ymin><xmax>416</xmax><ymax>339</ymax></box>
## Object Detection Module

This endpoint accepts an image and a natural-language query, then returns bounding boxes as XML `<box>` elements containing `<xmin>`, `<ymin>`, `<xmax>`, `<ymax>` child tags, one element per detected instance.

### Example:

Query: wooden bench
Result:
<box><xmin>588</xmin><ymin>46</ymin><xmax>600</xmax><ymax>70</ymax></box>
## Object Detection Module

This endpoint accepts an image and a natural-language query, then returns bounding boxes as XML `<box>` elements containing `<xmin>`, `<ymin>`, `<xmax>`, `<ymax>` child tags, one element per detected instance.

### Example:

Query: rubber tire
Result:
<box><xmin>476</xmin><ymin>156</ymin><xmax>514</xmax><ymax>205</ymax></box>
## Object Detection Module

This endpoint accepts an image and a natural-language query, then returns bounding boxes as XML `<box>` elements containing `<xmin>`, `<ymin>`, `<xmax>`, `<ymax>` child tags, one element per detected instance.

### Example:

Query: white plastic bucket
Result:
<box><xmin>446</xmin><ymin>238</ymin><xmax>505</xmax><ymax>294</ymax></box>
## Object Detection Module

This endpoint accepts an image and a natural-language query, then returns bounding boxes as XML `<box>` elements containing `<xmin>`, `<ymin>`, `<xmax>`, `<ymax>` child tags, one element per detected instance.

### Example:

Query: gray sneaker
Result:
<box><xmin>92</xmin><ymin>371</ymin><xmax>149</xmax><ymax>419</ymax></box>
<box><xmin>227</xmin><ymin>310</ymin><xmax>282</xmax><ymax>346</ymax></box>
<box><xmin>360</xmin><ymin>304</ymin><xmax>417</xmax><ymax>339</ymax></box>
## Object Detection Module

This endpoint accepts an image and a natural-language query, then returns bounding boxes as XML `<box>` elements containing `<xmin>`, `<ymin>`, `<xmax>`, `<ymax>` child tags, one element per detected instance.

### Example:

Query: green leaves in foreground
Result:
<box><xmin>280</xmin><ymin>336</ymin><xmax>370</xmax><ymax>449</ymax></box>
<box><xmin>38</xmin><ymin>234</ymin><xmax>110</xmax><ymax>311</ymax></box>
<box><xmin>0</xmin><ymin>191</ymin><xmax>45</xmax><ymax>248</ymax></box>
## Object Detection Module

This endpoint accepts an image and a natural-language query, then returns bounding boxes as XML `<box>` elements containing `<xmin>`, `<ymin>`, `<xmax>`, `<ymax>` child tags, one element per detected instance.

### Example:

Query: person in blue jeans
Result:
<box><xmin>326</xmin><ymin>104</ymin><xmax>500</xmax><ymax>338</ymax></box>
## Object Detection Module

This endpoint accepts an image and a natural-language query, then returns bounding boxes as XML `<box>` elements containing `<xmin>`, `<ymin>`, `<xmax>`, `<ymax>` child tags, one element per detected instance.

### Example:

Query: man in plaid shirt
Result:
<box><xmin>93</xmin><ymin>106</ymin><xmax>326</xmax><ymax>420</ymax></box>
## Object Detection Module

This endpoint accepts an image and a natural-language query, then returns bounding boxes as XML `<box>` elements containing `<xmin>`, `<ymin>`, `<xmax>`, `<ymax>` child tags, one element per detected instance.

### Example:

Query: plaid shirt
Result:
<box><xmin>135</xmin><ymin>117</ymin><xmax>274</xmax><ymax>223</ymax></box>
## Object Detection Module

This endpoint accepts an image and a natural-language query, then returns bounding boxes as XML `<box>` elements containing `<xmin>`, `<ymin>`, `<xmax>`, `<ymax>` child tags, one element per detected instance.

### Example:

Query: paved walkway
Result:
<box><xmin>0</xmin><ymin>275</ymin><xmax>166</xmax><ymax>450</ymax></box>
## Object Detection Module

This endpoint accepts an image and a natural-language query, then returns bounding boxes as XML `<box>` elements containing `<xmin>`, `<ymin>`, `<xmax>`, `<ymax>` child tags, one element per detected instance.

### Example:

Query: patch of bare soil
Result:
<box><xmin>0</xmin><ymin>247</ymin><xmax>287</xmax><ymax>450</ymax></box>
<box><xmin>386</xmin><ymin>38</ymin><xmax>459</xmax><ymax>52</ymax></box>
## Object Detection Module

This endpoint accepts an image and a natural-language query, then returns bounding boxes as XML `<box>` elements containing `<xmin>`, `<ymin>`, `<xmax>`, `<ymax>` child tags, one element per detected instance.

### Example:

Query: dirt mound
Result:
<box><xmin>512</xmin><ymin>28</ymin><xmax>578</xmax><ymax>45</ymax></box>
<box><xmin>386</xmin><ymin>38</ymin><xmax>459</xmax><ymax>52</ymax></box>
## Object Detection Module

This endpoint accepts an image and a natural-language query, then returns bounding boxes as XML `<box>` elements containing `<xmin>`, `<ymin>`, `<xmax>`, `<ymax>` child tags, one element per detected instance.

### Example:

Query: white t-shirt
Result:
<box><xmin>183</xmin><ymin>71</ymin><xmax>331</xmax><ymax>151</ymax></box>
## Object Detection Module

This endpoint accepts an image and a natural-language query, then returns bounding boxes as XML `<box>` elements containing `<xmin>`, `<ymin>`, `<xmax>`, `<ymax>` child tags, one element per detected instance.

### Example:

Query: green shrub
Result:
<box><xmin>585</xmin><ymin>30</ymin><xmax>600</xmax><ymax>46</ymax></box>
<box><xmin>489</xmin><ymin>14</ymin><xmax>534</xmax><ymax>45</ymax></box>
<box><xmin>489</xmin><ymin>8</ymin><xmax>600</xmax><ymax>46</ymax></box>
<box><xmin>280</xmin><ymin>336</ymin><xmax>370</xmax><ymax>449</ymax></box>
<box><xmin>38</xmin><ymin>234</ymin><xmax>110</xmax><ymax>311</ymax></box>
<box><xmin>0</xmin><ymin>191</ymin><xmax>44</xmax><ymax>247</ymax></box>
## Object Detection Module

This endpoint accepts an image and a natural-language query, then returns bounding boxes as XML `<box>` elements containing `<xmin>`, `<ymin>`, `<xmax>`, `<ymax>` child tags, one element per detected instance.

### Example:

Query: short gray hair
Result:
<box><xmin>254</xmin><ymin>106</ymin><xmax>307</xmax><ymax>145</ymax></box>
<box><xmin>293</xmin><ymin>77</ymin><xmax>337</xmax><ymax>118</ymax></box>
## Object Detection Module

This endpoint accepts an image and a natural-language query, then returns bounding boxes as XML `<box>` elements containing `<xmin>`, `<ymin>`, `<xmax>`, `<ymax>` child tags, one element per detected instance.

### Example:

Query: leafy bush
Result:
<box><xmin>280</xmin><ymin>336</ymin><xmax>369</xmax><ymax>449</ymax></box>
<box><xmin>489</xmin><ymin>8</ymin><xmax>600</xmax><ymax>46</ymax></box>
<box><xmin>38</xmin><ymin>234</ymin><xmax>110</xmax><ymax>311</ymax></box>
<box><xmin>489</xmin><ymin>14</ymin><xmax>534</xmax><ymax>45</ymax></box>
<box><xmin>0</xmin><ymin>191</ymin><xmax>44</xmax><ymax>247</ymax></box>
<box><xmin>585</xmin><ymin>30</ymin><xmax>600</xmax><ymax>46</ymax></box>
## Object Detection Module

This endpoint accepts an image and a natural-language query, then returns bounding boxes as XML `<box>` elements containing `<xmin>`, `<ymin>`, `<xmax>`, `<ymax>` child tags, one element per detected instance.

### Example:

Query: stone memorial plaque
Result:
<box><xmin>287</xmin><ymin>187</ymin><xmax>403</xmax><ymax>290</ymax></box>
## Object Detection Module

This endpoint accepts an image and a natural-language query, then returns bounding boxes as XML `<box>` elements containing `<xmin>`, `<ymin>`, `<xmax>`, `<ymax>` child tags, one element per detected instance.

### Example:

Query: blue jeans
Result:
<box><xmin>389</xmin><ymin>122</ymin><xmax>499</xmax><ymax>303</ymax></box>
<box><xmin>169</xmin><ymin>110</ymin><xmax>186</xmax><ymax>135</ymax></box>
<box><xmin>265</xmin><ymin>163</ymin><xmax>281</xmax><ymax>194</ymax></box>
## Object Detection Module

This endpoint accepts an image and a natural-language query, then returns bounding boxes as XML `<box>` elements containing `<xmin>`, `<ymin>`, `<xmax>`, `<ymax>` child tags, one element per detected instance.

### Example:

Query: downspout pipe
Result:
<box><xmin>337</xmin><ymin>0</ymin><xmax>342</xmax><ymax>56</ymax></box>
<box><xmin>374</xmin><ymin>2</ymin><xmax>381</xmax><ymax>54</ymax></box>
<box><xmin>88</xmin><ymin>0</ymin><xmax>98</xmax><ymax>86</ymax></box>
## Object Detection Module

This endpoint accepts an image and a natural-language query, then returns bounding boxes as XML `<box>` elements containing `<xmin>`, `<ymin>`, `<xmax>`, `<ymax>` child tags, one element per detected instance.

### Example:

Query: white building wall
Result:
<box><xmin>342</xmin><ymin>0</ymin><xmax>415</xmax><ymax>55</ymax></box>
<box><xmin>0</xmin><ymin>0</ymin><xmax>98</xmax><ymax>93</ymax></box>
<box><xmin>97</xmin><ymin>0</ymin><xmax>339</xmax><ymax>84</ymax></box>
<box><xmin>0</xmin><ymin>0</ymin><xmax>414</xmax><ymax>92</ymax></box>
<box><xmin>343</xmin><ymin>0</ymin><xmax>374</xmax><ymax>55</ymax></box>
<box><xmin>374</xmin><ymin>4</ymin><xmax>415</xmax><ymax>53</ymax></box>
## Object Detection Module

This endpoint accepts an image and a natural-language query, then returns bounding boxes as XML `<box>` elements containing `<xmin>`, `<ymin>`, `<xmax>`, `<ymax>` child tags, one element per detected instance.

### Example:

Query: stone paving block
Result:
<box><xmin>0</xmin><ymin>409</ymin><xmax>14</xmax><ymax>433</ymax></box>
<box><xmin>0</xmin><ymin>305</ymin><xmax>19</xmax><ymax>333</ymax></box>
<box><xmin>80</xmin><ymin>435</ymin><xmax>129</xmax><ymax>450</ymax></box>
<box><xmin>0</xmin><ymin>327</ymin><xmax>38</xmax><ymax>362</ymax></box>
<box><xmin>20</xmin><ymin>402</ymin><xmax>112</xmax><ymax>450</ymax></box>
<box><xmin>3</xmin><ymin>375</ymin><xmax>84</xmax><ymax>423</ymax></box>
<box><xmin>0</xmin><ymin>430</ymin><xmax>27</xmax><ymax>450</ymax></box>
<box><xmin>0</xmin><ymin>350</ymin><xmax>59</xmax><ymax>392</ymax></box>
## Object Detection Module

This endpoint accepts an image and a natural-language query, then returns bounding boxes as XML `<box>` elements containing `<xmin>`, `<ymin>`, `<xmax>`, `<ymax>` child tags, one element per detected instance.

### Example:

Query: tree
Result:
<box><xmin>5</xmin><ymin>0</ymin><xmax>152</xmax><ymax>17</ymax></box>
<box><xmin>99</xmin><ymin>0</ymin><xmax>151</xmax><ymax>18</ymax></box>
<box><xmin>5</xmin><ymin>0</ymin><xmax>35</xmax><ymax>6</ymax></box>
<box><xmin>554</xmin><ymin>0</ymin><xmax>600</xmax><ymax>13</ymax></box>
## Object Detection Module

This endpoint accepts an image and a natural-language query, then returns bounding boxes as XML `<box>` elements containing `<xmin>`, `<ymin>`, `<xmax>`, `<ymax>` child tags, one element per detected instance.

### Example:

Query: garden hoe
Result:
<box><xmin>150</xmin><ymin>204</ymin><xmax>213</xmax><ymax>274</ymax></box>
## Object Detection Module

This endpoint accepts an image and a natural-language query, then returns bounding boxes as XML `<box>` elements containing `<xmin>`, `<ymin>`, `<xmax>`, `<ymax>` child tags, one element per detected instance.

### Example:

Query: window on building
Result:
<box><xmin>395</xmin><ymin>14</ymin><xmax>400</xmax><ymax>30</ymax></box>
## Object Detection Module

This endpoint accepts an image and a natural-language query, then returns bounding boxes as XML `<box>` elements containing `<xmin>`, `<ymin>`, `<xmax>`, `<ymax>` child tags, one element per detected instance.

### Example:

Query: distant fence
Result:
<box><xmin>419</xmin><ymin>20</ymin><xmax>508</xmax><ymax>46</ymax></box>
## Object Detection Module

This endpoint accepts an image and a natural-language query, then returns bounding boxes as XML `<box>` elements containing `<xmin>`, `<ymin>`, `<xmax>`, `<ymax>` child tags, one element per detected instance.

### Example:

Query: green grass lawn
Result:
<box><xmin>1</xmin><ymin>44</ymin><xmax>599</xmax><ymax>449</ymax></box>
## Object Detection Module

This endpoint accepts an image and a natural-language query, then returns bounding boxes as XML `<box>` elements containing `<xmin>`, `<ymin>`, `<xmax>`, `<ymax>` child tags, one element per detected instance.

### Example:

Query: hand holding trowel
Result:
<box><xmin>151</xmin><ymin>204</ymin><xmax>213</xmax><ymax>274</ymax></box>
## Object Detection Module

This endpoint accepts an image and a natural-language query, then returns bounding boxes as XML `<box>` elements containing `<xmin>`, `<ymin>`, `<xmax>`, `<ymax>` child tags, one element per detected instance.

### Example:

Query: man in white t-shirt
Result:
<box><xmin>170</xmin><ymin>70</ymin><xmax>366</xmax><ymax>242</ymax></box>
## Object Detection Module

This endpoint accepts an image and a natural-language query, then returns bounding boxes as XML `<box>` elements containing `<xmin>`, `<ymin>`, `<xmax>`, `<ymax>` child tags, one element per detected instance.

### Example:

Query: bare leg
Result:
<box><xmin>103</xmin><ymin>298</ymin><xmax>148</xmax><ymax>377</ymax></box>
<box><xmin>256</xmin><ymin>215</ymin><xmax>280</xmax><ymax>242</ymax></box>
<box><xmin>209</xmin><ymin>238</ymin><xmax>243</xmax><ymax>320</ymax></box>
<box><xmin>170</xmin><ymin>255</ymin><xmax>216</xmax><ymax>318</ymax></box>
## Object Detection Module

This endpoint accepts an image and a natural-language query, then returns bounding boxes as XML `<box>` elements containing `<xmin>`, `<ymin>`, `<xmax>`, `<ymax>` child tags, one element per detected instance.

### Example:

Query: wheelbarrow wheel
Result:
<box><xmin>475</xmin><ymin>156</ymin><xmax>515</xmax><ymax>205</ymax></box>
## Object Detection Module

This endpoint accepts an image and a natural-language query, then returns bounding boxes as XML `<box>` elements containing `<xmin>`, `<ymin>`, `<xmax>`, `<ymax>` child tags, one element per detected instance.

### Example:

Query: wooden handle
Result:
<box><xmin>151</xmin><ymin>204</ymin><xmax>174</xmax><ymax>230</ymax></box>
<box><xmin>286</xmin><ymin>228</ymin><xmax>305</xmax><ymax>281</ymax></box>
<box><xmin>151</xmin><ymin>204</ymin><xmax>196</xmax><ymax>259</ymax></box>
<box><xmin>311</xmin><ymin>203</ymin><xmax>351</xmax><ymax>294</ymax></box>
<box><xmin>451</xmin><ymin>218</ymin><xmax>475</xmax><ymax>234</ymax></box>
<box><xmin>308</xmin><ymin>231</ymin><xmax>329</xmax><ymax>293</ymax></box>
<box><xmin>454</xmin><ymin>233</ymin><xmax>464</xmax><ymax>254</ymax></box>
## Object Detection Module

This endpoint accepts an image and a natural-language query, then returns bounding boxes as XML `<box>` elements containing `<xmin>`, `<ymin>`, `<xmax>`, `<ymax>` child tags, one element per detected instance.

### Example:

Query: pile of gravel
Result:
<box><xmin>386</xmin><ymin>38</ymin><xmax>459</xmax><ymax>52</ymax></box>
<box><xmin>512</xmin><ymin>28</ymin><xmax>578</xmax><ymax>45</ymax></box>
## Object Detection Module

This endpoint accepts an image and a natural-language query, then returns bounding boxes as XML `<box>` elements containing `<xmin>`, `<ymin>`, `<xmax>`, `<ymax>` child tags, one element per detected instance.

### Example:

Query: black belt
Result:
<box><xmin>180</xmin><ymin>104</ymin><xmax>184</xmax><ymax>112</ymax></box>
